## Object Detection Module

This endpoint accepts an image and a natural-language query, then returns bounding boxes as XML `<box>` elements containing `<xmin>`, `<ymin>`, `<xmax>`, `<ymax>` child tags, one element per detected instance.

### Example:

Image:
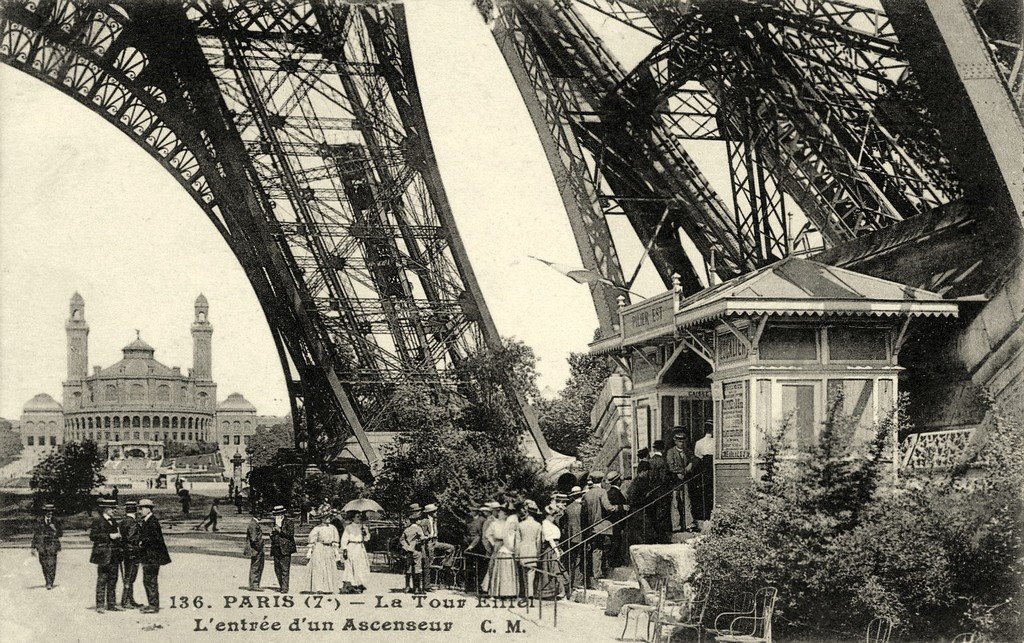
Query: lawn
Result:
<box><xmin>0</xmin><ymin>491</ymin><xmax>224</xmax><ymax>539</ymax></box>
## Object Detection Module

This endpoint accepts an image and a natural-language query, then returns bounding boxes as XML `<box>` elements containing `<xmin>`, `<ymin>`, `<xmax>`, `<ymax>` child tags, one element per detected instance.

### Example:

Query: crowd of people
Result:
<box><xmin>25</xmin><ymin>422</ymin><xmax>714</xmax><ymax>609</ymax></box>
<box><xmin>391</xmin><ymin>423</ymin><xmax>716</xmax><ymax>600</ymax></box>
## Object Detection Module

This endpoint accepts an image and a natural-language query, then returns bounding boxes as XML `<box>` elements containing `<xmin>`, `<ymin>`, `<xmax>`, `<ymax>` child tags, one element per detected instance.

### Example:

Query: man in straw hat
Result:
<box><xmin>119</xmin><ymin>500</ymin><xmax>144</xmax><ymax>609</ymax></box>
<box><xmin>269</xmin><ymin>505</ymin><xmax>296</xmax><ymax>593</ymax></box>
<box><xmin>89</xmin><ymin>497</ymin><xmax>122</xmax><ymax>613</ymax></box>
<box><xmin>401</xmin><ymin>504</ymin><xmax>425</xmax><ymax>593</ymax></box>
<box><xmin>31</xmin><ymin>503</ymin><xmax>62</xmax><ymax>590</ymax></box>
<box><xmin>137</xmin><ymin>499</ymin><xmax>171</xmax><ymax>613</ymax></box>
<box><xmin>418</xmin><ymin>503</ymin><xmax>437</xmax><ymax>592</ymax></box>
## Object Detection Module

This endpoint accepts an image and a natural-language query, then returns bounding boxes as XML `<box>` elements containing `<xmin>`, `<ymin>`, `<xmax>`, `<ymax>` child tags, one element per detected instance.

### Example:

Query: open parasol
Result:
<box><xmin>341</xmin><ymin>498</ymin><xmax>384</xmax><ymax>513</ymax></box>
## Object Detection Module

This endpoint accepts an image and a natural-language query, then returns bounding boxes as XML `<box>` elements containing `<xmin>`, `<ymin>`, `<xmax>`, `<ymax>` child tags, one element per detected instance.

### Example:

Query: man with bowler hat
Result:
<box><xmin>244</xmin><ymin>512</ymin><xmax>266</xmax><ymax>591</ymax></box>
<box><xmin>269</xmin><ymin>505</ymin><xmax>296</xmax><ymax>593</ymax></box>
<box><xmin>31</xmin><ymin>503</ymin><xmax>62</xmax><ymax>589</ymax></box>
<box><xmin>120</xmin><ymin>500</ymin><xmax>144</xmax><ymax>608</ymax></box>
<box><xmin>89</xmin><ymin>498</ymin><xmax>122</xmax><ymax>612</ymax></box>
<box><xmin>137</xmin><ymin>498</ymin><xmax>171</xmax><ymax>613</ymax></box>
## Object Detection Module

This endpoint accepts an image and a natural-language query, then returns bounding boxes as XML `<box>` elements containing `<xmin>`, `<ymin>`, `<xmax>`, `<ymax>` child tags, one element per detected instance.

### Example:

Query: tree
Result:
<box><xmin>456</xmin><ymin>336</ymin><xmax>541</xmax><ymax>406</ymax></box>
<box><xmin>249</xmin><ymin>416</ymin><xmax>294</xmax><ymax>469</ymax></box>
<box><xmin>371</xmin><ymin>339</ymin><xmax>551</xmax><ymax>543</ymax></box>
<box><xmin>30</xmin><ymin>440</ymin><xmax>105</xmax><ymax>513</ymax></box>
<box><xmin>538</xmin><ymin>352</ymin><xmax>613</xmax><ymax>457</ymax></box>
<box><xmin>0</xmin><ymin>418</ymin><xmax>23</xmax><ymax>469</ymax></box>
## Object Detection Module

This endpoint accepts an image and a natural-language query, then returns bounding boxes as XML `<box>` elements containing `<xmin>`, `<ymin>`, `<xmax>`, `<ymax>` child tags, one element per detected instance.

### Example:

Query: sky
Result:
<box><xmin>0</xmin><ymin>1</ymin><xmax>727</xmax><ymax>420</ymax></box>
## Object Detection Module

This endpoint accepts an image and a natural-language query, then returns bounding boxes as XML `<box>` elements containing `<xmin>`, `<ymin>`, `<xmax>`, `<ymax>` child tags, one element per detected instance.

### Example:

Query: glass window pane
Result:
<box><xmin>761</xmin><ymin>327</ymin><xmax>818</xmax><ymax>361</ymax></box>
<box><xmin>829</xmin><ymin>327</ymin><xmax>887</xmax><ymax>361</ymax></box>
<box><xmin>781</xmin><ymin>384</ymin><xmax>816</xmax><ymax>447</ymax></box>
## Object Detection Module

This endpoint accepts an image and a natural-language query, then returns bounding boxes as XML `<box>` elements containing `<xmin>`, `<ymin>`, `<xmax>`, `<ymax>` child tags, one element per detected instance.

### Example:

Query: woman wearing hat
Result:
<box><xmin>482</xmin><ymin>504</ymin><xmax>519</xmax><ymax>598</ymax></box>
<box><xmin>305</xmin><ymin>510</ymin><xmax>341</xmax><ymax>594</ymax></box>
<box><xmin>538</xmin><ymin>505</ymin><xmax>564</xmax><ymax>599</ymax></box>
<box><xmin>340</xmin><ymin>511</ymin><xmax>372</xmax><ymax>593</ymax></box>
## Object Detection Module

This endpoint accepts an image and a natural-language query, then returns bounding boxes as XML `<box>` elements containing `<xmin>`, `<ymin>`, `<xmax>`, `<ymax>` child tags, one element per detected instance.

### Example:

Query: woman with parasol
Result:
<box><xmin>339</xmin><ymin>499</ymin><xmax>380</xmax><ymax>593</ymax></box>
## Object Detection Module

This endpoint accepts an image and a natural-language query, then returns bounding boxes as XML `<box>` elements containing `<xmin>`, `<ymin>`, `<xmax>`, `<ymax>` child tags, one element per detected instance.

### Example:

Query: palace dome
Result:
<box><xmin>218</xmin><ymin>392</ymin><xmax>256</xmax><ymax>412</ymax></box>
<box><xmin>23</xmin><ymin>393</ymin><xmax>62</xmax><ymax>413</ymax></box>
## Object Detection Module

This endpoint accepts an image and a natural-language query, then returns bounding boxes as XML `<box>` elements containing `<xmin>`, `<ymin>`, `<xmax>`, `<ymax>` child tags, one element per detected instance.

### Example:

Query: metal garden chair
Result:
<box><xmin>619</xmin><ymin>576</ymin><xmax>667</xmax><ymax>641</ymax></box>
<box><xmin>951</xmin><ymin>634</ymin><xmax>982</xmax><ymax>643</ymax></box>
<box><xmin>704</xmin><ymin>591</ymin><xmax>755</xmax><ymax>638</ymax></box>
<box><xmin>651</xmin><ymin>577</ymin><xmax>712</xmax><ymax>643</ymax></box>
<box><xmin>713</xmin><ymin>586</ymin><xmax>778</xmax><ymax>643</ymax></box>
<box><xmin>866</xmin><ymin>617</ymin><xmax>893</xmax><ymax>643</ymax></box>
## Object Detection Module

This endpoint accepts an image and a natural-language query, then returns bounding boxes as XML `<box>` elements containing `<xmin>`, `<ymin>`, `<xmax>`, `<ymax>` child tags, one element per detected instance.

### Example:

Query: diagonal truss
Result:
<box><xmin>493</xmin><ymin>0</ymin><xmax>965</xmax><ymax>293</ymax></box>
<box><xmin>0</xmin><ymin>0</ymin><xmax>551</xmax><ymax>466</ymax></box>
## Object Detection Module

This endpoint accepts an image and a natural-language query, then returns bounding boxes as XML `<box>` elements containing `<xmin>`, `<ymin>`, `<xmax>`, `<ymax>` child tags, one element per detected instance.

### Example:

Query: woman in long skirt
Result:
<box><xmin>483</xmin><ymin>505</ymin><xmax>519</xmax><ymax>598</ymax></box>
<box><xmin>538</xmin><ymin>505</ymin><xmax>564</xmax><ymax>599</ymax></box>
<box><xmin>341</xmin><ymin>511</ymin><xmax>372</xmax><ymax>593</ymax></box>
<box><xmin>306</xmin><ymin>511</ymin><xmax>341</xmax><ymax>594</ymax></box>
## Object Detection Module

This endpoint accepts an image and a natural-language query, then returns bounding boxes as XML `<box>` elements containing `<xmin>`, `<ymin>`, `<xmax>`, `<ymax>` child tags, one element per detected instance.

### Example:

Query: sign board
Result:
<box><xmin>719</xmin><ymin>380</ymin><xmax>749</xmax><ymax>459</ymax></box>
<box><xmin>621</xmin><ymin>292</ymin><xmax>676</xmax><ymax>345</ymax></box>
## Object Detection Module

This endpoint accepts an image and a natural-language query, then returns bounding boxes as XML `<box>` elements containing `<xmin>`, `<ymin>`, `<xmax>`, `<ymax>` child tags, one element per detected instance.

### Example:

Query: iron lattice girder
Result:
<box><xmin>491</xmin><ymin>6</ymin><xmax>630</xmax><ymax>332</ymax></box>
<box><xmin>501</xmin><ymin>0</ymin><xmax>762</xmax><ymax>286</ymax></box>
<box><xmin>585</xmin><ymin>0</ymin><xmax>959</xmax><ymax>245</ymax></box>
<box><xmin>0</xmin><ymin>0</ymin><xmax>553</xmax><ymax>463</ymax></box>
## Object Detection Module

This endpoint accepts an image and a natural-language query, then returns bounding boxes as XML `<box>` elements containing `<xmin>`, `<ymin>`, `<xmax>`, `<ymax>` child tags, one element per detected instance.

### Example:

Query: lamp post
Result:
<box><xmin>230</xmin><ymin>451</ymin><xmax>245</xmax><ymax>493</ymax></box>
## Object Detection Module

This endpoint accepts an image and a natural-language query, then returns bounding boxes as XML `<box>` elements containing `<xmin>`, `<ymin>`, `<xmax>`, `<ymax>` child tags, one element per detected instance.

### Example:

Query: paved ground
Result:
<box><xmin>0</xmin><ymin>548</ymin><xmax>627</xmax><ymax>643</ymax></box>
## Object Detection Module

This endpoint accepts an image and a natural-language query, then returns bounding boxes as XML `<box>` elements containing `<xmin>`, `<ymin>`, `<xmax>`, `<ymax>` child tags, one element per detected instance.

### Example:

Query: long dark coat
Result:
<box><xmin>89</xmin><ymin>515</ymin><xmax>122</xmax><ymax>565</ymax></box>
<box><xmin>32</xmin><ymin>518</ymin><xmax>63</xmax><ymax>555</ymax></box>
<box><xmin>243</xmin><ymin>519</ymin><xmax>264</xmax><ymax>557</ymax></box>
<box><xmin>138</xmin><ymin>515</ymin><xmax>172</xmax><ymax>566</ymax></box>
<box><xmin>269</xmin><ymin>517</ymin><xmax>296</xmax><ymax>557</ymax></box>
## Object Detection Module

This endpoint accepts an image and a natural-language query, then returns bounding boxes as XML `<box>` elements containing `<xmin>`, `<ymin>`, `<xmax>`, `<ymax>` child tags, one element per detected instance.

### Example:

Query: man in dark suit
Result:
<box><xmin>563</xmin><ymin>487</ymin><xmax>584</xmax><ymax>589</ymax></box>
<box><xmin>580</xmin><ymin>471</ymin><xmax>607</xmax><ymax>589</ymax></box>
<box><xmin>604</xmin><ymin>471</ymin><xmax>629</xmax><ymax>568</ymax></box>
<box><xmin>244</xmin><ymin>514</ymin><xmax>265</xmax><ymax>591</ymax></box>
<box><xmin>120</xmin><ymin>501</ymin><xmax>144</xmax><ymax>608</ymax></box>
<box><xmin>89</xmin><ymin>498</ymin><xmax>122</xmax><ymax>612</ymax></box>
<box><xmin>31</xmin><ymin>503</ymin><xmax>62</xmax><ymax>589</ymax></box>
<box><xmin>648</xmin><ymin>440</ymin><xmax>672</xmax><ymax>542</ymax></box>
<box><xmin>269</xmin><ymin>505</ymin><xmax>296</xmax><ymax>593</ymax></box>
<box><xmin>137</xmin><ymin>499</ymin><xmax>171</xmax><ymax>613</ymax></box>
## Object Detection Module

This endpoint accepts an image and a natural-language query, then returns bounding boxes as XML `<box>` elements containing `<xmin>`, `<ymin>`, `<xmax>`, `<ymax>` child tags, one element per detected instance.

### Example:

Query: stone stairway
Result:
<box><xmin>568</xmin><ymin>565</ymin><xmax>646</xmax><ymax>616</ymax></box>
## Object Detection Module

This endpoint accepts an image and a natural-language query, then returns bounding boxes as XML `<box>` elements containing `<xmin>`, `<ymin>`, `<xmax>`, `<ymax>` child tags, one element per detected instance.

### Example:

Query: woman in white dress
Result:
<box><xmin>340</xmin><ymin>511</ymin><xmax>372</xmax><ymax>593</ymax></box>
<box><xmin>306</xmin><ymin>511</ymin><xmax>341</xmax><ymax>594</ymax></box>
<box><xmin>483</xmin><ymin>505</ymin><xmax>519</xmax><ymax>597</ymax></box>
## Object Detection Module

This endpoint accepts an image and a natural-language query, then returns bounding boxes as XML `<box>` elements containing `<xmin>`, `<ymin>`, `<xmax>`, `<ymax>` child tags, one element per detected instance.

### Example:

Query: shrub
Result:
<box><xmin>694</xmin><ymin>396</ymin><xmax>1023</xmax><ymax>640</ymax></box>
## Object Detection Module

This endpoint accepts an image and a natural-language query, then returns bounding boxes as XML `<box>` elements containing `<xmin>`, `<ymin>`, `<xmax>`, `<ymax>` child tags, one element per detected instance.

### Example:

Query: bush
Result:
<box><xmin>694</xmin><ymin>397</ymin><xmax>1024</xmax><ymax>640</ymax></box>
<box><xmin>164</xmin><ymin>440</ymin><xmax>219</xmax><ymax>458</ymax></box>
<box><xmin>30</xmin><ymin>440</ymin><xmax>106</xmax><ymax>513</ymax></box>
